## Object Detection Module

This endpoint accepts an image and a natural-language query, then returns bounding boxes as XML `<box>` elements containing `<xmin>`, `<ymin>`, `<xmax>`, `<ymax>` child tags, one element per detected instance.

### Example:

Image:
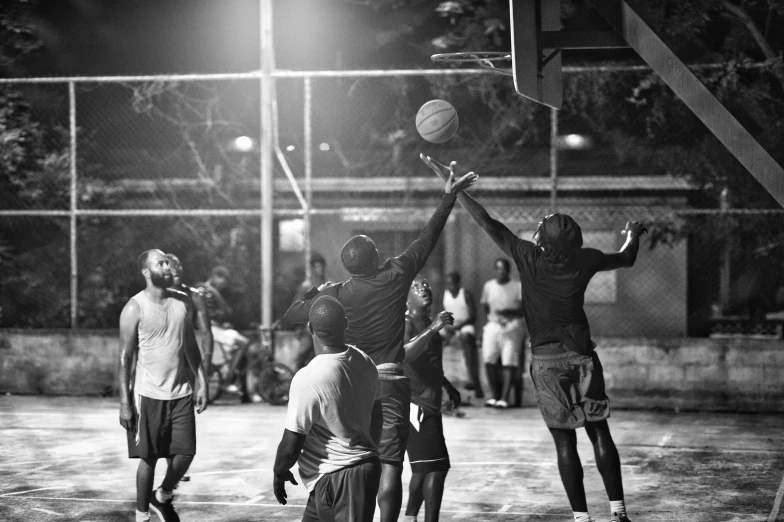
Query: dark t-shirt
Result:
<box><xmin>403</xmin><ymin>314</ymin><xmax>444</xmax><ymax>414</ymax></box>
<box><xmin>510</xmin><ymin>237</ymin><xmax>606</xmax><ymax>355</ymax></box>
<box><xmin>284</xmin><ymin>193</ymin><xmax>457</xmax><ymax>365</ymax></box>
<box><xmin>195</xmin><ymin>282</ymin><xmax>231</xmax><ymax>324</ymax></box>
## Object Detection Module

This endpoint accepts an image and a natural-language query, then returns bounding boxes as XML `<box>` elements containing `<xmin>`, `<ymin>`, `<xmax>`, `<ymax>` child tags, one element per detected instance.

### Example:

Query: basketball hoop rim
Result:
<box><xmin>430</xmin><ymin>51</ymin><xmax>514</xmax><ymax>76</ymax></box>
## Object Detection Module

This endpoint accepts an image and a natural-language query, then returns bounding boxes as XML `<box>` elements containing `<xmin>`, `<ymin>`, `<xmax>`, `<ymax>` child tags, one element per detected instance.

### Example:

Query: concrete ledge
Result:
<box><xmin>1</xmin><ymin>329</ymin><xmax>783</xmax><ymax>412</ymax></box>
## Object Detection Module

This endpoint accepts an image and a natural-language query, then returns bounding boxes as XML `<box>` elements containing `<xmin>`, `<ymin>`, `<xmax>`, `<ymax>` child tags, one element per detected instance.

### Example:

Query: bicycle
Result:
<box><xmin>206</xmin><ymin>321</ymin><xmax>295</xmax><ymax>406</ymax></box>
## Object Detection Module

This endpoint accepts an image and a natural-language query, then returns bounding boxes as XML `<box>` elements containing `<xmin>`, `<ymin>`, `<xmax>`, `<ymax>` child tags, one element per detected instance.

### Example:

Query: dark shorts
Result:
<box><xmin>301</xmin><ymin>457</ymin><xmax>382</xmax><ymax>522</ymax></box>
<box><xmin>530</xmin><ymin>347</ymin><xmax>609</xmax><ymax>429</ymax></box>
<box><xmin>407</xmin><ymin>405</ymin><xmax>450</xmax><ymax>474</ymax></box>
<box><xmin>127</xmin><ymin>394</ymin><xmax>196</xmax><ymax>459</ymax></box>
<box><xmin>377</xmin><ymin>365</ymin><xmax>411</xmax><ymax>467</ymax></box>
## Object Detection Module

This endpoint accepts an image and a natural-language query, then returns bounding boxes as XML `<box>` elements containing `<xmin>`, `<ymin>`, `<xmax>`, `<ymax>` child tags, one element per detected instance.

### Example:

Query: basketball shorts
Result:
<box><xmin>301</xmin><ymin>457</ymin><xmax>381</xmax><ymax>522</ymax></box>
<box><xmin>127</xmin><ymin>394</ymin><xmax>196</xmax><ymax>459</ymax></box>
<box><xmin>376</xmin><ymin>363</ymin><xmax>411</xmax><ymax>468</ymax></box>
<box><xmin>482</xmin><ymin>319</ymin><xmax>526</xmax><ymax>366</ymax></box>
<box><xmin>530</xmin><ymin>346</ymin><xmax>610</xmax><ymax>429</ymax></box>
<box><xmin>407</xmin><ymin>405</ymin><xmax>450</xmax><ymax>474</ymax></box>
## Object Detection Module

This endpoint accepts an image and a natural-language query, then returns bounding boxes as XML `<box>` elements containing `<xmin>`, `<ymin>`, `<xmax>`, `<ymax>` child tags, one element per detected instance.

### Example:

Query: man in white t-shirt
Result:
<box><xmin>273</xmin><ymin>295</ymin><xmax>383</xmax><ymax>522</ymax></box>
<box><xmin>480</xmin><ymin>258</ymin><xmax>527</xmax><ymax>409</ymax></box>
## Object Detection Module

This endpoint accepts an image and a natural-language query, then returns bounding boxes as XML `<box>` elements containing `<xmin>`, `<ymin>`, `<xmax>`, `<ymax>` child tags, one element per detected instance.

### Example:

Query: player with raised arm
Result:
<box><xmin>422</xmin><ymin>155</ymin><xmax>644</xmax><ymax>522</ymax></box>
<box><xmin>118</xmin><ymin>249</ymin><xmax>208</xmax><ymax>522</ymax></box>
<box><xmin>284</xmin><ymin>166</ymin><xmax>477</xmax><ymax>522</ymax></box>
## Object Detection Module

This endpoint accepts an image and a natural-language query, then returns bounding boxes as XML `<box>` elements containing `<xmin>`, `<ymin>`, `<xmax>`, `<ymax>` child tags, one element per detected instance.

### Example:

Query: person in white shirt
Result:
<box><xmin>480</xmin><ymin>258</ymin><xmax>527</xmax><ymax>409</ymax></box>
<box><xmin>273</xmin><ymin>295</ymin><xmax>383</xmax><ymax>522</ymax></box>
<box><xmin>440</xmin><ymin>271</ymin><xmax>483</xmax><ymax>399</ymax></box>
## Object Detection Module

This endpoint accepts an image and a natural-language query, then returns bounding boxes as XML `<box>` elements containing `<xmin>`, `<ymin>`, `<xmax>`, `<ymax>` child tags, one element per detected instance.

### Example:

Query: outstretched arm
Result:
<box><xmin>403</xmin><ymin>311</ymin><xmax>454</xmax><ymax>363</ymax></box>
<box><xmin>283</xmin><ymin>284</ymin><xmax>339</xmax><ymax>327</ymax></box>
<box><xmin>597</xmin><ymin>221</ymin><xmax>647</xmax><ymax>271</ymax></box>
<box><xmin>421</xmin><ymin>154</ymin><xmax>518</xmax><ymax>259</ymax></box>
<box><xmin>397</xmin><ymin>166</ymin><xmax>478</xmax><ymax>275</ymax></box>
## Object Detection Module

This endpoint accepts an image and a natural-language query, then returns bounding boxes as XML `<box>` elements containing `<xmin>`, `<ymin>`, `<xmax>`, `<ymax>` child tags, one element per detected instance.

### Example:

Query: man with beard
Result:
<box><xmin>119</xmin><ymin>249</ymin><xmax>209</xmax><ymax>522</ymax></box>
<box><xmin>284</xmin><ymin>169</ymin><xmax>477</xmax><ymax>522</ymax></box>
<box><xmin>402</xmin><ymin>275</ymin><xmax>460</xmax><ymax>522</ymax></box>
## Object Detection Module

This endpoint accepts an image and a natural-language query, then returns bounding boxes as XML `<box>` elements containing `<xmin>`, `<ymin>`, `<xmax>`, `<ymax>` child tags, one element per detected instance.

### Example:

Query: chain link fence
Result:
<box><xmin>1</xmin><ymin>65</ymin><xmax>783</xmax><ymax>338</ymax></box>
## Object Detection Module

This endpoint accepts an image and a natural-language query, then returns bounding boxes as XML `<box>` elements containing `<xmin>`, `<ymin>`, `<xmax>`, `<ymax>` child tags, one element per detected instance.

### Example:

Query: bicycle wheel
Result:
<box><xmin>258</xmin><ymin>362</ymin><xmax>295</xmax><ymax>405</ymax></box>
<box><xmin>207</xmin><ymin>366</ymin><xmax>223</xmax><ymax>404</ymax></box>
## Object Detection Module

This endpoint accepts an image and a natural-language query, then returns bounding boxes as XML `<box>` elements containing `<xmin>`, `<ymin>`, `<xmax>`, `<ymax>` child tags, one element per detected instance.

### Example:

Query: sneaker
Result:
<box><xmin>226</xmin><ymin>384</ymin><xmax>240</xmax><ymax>394</ymax></box>
<box><xmin>495</xmin><ymin>400</ymin><xmax>508</xmax><ymax>409</ymax></box>
<box><xmin>610</xmin><ymin>513</ymin><xmax>631</xmax><ymax>522</ymax></box>
<box><xmin>251</xmin><ymin>393</ymin><xmax>263</xmax><ymax>403</ymax></box>
<box><xmin>179</xmin><ymin>475</ymin><xmax>190</xmax><ymax>482</ymax></box>
<box><xmin>484</xmin><ymin>398</ymin><xmax>497</xmax><ymax>407</ymax></box>
<box><xmin>149</xmin><ymin>490</ymin><xmax>180</xmax><ymax>522</ymax></box>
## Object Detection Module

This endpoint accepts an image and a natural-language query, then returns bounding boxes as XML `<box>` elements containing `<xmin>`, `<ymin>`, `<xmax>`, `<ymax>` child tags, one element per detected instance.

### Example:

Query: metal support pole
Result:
<box><xmin>260</xmin><ymin>0</ymin><xmax>274</xmax><ymax>326</ymax></box>
<box><xmin>69</xmin><ymin>82</ymin><xmax>78</xmax><ymax>328</ymax></box>
<box><xmin>549</xmin><ymin>107</ymin><xmax>558</xmax><ymax>213</ymax></box>
<box><xmin>719</xmin><ymin>187</ymin><xmax>731</xmax><ymax>314</ymax></box>
<box><xmin>304</xmin><ymin>77</ymin><xmax>313</xmax><ymax>282</ymax></box>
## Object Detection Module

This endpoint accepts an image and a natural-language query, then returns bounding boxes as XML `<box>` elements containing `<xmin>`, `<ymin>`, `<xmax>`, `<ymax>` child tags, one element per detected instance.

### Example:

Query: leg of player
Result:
<box><xmin>404</xmin><ymin>472</ymin><xmax>425</xmax><ymax>521</ymax></box>
<box><xmin>422</xmin><ymin>470</ymin><xmax>448</xmax><ymax>522</ymax></box>
<box><xmin>379</xmin><ymin>464</ymin><xmax>404</xmax><ymax>522</ymax></box>
<box><xmin>498</xmin><ymin>366</ymin><xmax>515</xmax><ymax>408</ymax></box>
<box><xmin>549</xmin><ymin>428</ymin><xmax>591</xmax><ymax>521</ymax></box>
<box><xmin>136</xmin><ymin>458</ymin><xmax>156</xmax><ymax>520</ymax></box>
<box><xmin>584</xmin><ymin>420</ymin><xmax>630</xmax><ymax>522</ymax></box>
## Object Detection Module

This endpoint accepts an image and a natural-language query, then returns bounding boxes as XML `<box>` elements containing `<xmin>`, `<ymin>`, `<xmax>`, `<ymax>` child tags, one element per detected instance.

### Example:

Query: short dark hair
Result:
<box><xmin>447</xmin><ymin>271</ymin><xmax>461</xmax><ymax>283</ymax></box>
<box><xmin>535</xmin><ymin>213</ymin><xmax>583</xmax><ymax>267</ymax></box>
<box><xmin>310</xmin><ymin>252</ymin><xmax>326</xmax><ymax>267</ymax></box>
<box><xmin>166</xmin><ymin>253</ymin><xmax>182</xmax><ymax>267</ymax></box>
<box><xmin>340</xmin><ymin>235</ymin><xmax>378</xmax><ymax>275</ymax></box>
<box><xmin>495</xmin><ymin>258</ymin><xmax>511</xmax><ymax>270</ymax></box>
<box><xmin>309</xmin><ymin>295</ymin><xmax>346</xmax><ymax>337</ymax></box>
<box><xmin>138</xmin><ymin>250</ymin><xmax>154</xmax><ymax>272</ymax></box>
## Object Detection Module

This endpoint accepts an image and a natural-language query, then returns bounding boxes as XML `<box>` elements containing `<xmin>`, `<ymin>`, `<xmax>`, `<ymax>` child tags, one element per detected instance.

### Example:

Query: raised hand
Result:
<box><xmin>622</xmin><ymin>221</ymin><xmax>648</xmax><ymax>238</ymax></box>
<box><xmin>420</xmin><ymin>153</ymin><xmax>451</xmax><ymax>181</ymax></box>
<box><xmin>446</xmin><ymin>170</ymin><xmax>478</xmax><ymax>195</ymax></box>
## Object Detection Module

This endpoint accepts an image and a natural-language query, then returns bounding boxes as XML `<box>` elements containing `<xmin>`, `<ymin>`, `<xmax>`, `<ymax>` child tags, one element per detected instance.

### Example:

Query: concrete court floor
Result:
<box><xmin>0</xmin><ymin>395</ymin><xmax>783</xmax><ymax>522</ymax></box>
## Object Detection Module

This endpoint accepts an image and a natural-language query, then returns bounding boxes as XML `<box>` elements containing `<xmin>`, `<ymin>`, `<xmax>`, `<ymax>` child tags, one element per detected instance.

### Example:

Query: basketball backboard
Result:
<box><xmin>511</xmin><ymin>0</ymin><xmax>563</xmax><ymax>110</ymax></box>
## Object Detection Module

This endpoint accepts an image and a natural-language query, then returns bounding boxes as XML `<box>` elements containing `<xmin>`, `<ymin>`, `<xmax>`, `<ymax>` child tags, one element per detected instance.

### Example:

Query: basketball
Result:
<box><xmin>416</xmin><ymin>99</ymin><xmax>458</xmax><ymax>144</ymax></box>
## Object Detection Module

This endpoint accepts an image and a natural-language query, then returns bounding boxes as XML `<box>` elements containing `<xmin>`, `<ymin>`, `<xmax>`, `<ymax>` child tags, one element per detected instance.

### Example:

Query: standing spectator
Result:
<box><xmin>440</xmin><ymin>271</ymin><xmax>483</xmax><ymax>399</ymax></box>
<box><xmin>196</xmin><ymin>266</ymin><xmax>251</xmax><ymax>402</ymax></box>
<box><xmin>480</xmin><ymin>258</ymin><xmax>526</xmax><ymax>409</ymax></box>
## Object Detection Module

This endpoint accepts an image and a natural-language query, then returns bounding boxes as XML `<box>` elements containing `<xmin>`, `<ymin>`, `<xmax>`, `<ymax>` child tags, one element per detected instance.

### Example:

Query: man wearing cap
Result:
<box><xmin>421</xmin><ymin>154</ymin><xmax>645</xmax><ymax>522</ymax></box>
<box><xmin>273</xmin><ymin>295</ymin><xmax>383</xmax><ymax>522</ymax></box>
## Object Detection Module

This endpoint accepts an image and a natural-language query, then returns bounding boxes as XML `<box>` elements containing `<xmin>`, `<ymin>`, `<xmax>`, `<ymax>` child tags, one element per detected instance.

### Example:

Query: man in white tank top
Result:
<box><xmin>119</xmin><ymin>249</ymin><xmax>208</xmax><ymax>522</ymax></box>
<box><xmin>440</xmin><ymin>271</ymin><xmax>483</xmax><ymax>399</ymax></box>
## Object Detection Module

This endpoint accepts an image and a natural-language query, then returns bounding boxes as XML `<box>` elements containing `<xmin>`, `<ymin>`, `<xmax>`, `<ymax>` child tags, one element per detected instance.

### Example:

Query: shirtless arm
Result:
<box><xmin>118</xmin><ymin>299</ymin><xmax>140</xmax><ymax>432</ymax></box>
<box><xmin>272</xmin><ymin>429</ymin><xmax>305</xmax><ymax>505</ymax></box>
<box><xmin>597</xmin><ymin>221</ymin><xmax>647</xmax><ymax>271</ymax></box>
<box><xmin>183</xmin><ymin>301</ymin><xmax>208</xmax><ymax>413</ymax></box>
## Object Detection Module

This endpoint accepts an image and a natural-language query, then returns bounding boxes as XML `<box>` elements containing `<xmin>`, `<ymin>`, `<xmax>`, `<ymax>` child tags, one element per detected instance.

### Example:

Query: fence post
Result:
<box><xmin>69</xmin><ymin>81</ymin><xmax>78</xmax><ymax>328</ymax></box>
<box><xmin>304</xmin><ymin>76</ymin><xmax>313</xmax><ymax>281</ymax></box>
<box><xmin>550</xmin><ymin>106</ymin><xmax>558</xmax><ymax>214</ymax></box>
<box><xmin>260</xmin><ymin>0</ymin><xmax>274</xmax><ymax>326</ymax></box>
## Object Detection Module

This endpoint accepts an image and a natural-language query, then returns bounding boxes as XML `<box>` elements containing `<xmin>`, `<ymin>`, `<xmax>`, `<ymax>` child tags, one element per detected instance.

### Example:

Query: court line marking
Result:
<box><xmin>767</xmin><ymin>470</ymin><xmax>784</xmax><ymax>522</ymax></box>
<box><xmin>0</xmin><ymin>456</ymin><xmax>109</xmax><ymax>468</ymax></box>
<box><xmin>1</xmin><ymin>486</ymin><xmax>69</xmax><ymax>497</ymax></box>
<box><xmin>497</xmin><ymin>505</ymin><xmax>511</xmax><ymax>512</ymax></box>
<box><xmin>243</xmin><ymin>495</ymin><xmax>265</xmax><ymax>504</ymax></box>
<box><xmin>657</xmin><ymin>432</ymin><xmax>673</xmax><ymax>447</ymax></box>
<box><xmin>3</xmin><ymin>495</ymin><xmax>768</xmax><ymax>518</ymax></box>
<box><xmin>31</xmin><ymin>507</ymin><xmax>64</xmax><ymax>515</ymax></box>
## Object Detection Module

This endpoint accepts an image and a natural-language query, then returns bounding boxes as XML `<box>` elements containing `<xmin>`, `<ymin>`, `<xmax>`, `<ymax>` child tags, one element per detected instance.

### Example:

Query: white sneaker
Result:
<box><xmin>484</xmin><ymin>398</ymin><xmax>497</xmax><ymax>407</ymax></box>
<box><xmin>251</xmin><ymin>394</ymin><xmax>263</xmax><ymax>403</ymax></box>
<box><xmin>495</xmin><ymin>400</ymin><xmax>508</xmax><ymax>409</ymax></box>
<box><xmin>226</xmin><ymin>384</ymin><xmax>240</xmax><ymax>394</ymax></box>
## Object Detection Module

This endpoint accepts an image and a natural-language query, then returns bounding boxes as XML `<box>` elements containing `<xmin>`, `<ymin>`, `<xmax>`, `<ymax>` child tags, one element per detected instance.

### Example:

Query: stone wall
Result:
<box><xmin>1</xmin><ymin>329</ymin><xmax>781</xmax><ymax>412</ymax></box>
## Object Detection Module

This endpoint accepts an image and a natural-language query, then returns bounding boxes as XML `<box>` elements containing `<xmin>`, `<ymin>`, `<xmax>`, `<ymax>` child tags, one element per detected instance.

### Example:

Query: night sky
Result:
<box><xmin>25</xmin><ymin>0</ymin><xmax>444</xmax><ymax>76</ymax></box>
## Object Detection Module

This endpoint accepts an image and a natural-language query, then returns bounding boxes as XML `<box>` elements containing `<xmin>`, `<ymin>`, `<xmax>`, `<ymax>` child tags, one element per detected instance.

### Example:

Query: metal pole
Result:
<box><xmin>303</xmin><ymin>77</ymin><xmax>313</xmax><ymax>283</ymax></box>
<box><xmin>719</xmin><ymin>187</ymin><xmax>731</xmax><ymax>314</ymax></box>
<box><xmin>260</xmin><ymin>0</ymin><xmax>274</xmax><ymax>326</ymax></box>
<box><xmin>69</xmin><ymin>82</ymin><xmax>78</xmax><ymax>328</ymax></box>
<box><xmin>549</xmin><ymin>107</ymin><xmax>558</xmax><ymax>213</ymax></box>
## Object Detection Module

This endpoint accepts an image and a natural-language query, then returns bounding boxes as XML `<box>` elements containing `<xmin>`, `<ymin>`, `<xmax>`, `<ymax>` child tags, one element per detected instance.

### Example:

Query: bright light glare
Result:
<box><xmin>564</xmin><ymin>134</ymin><xmax>587</xmax><ymax>148</ymax></box>
<box><xmin>233</xmin><ymin>136</ymin><xmax>254</xmax><ymax>152</ymax></box>
<box><xmin>319</xmin><ymin>143</ymin><xmax>330</xmax><ymax>151</ymax></box>
<box><xmin>286</xmin><ymin>145</ymin><xmax>296</xmax><ymax>152</ymax></box>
